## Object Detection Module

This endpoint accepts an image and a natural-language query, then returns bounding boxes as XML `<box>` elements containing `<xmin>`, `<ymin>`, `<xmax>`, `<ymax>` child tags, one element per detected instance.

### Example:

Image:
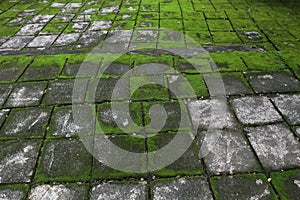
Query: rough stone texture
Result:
<box><xmin>0</xmin><ymin>107</ymin><xmax>51</xmax><ymax>137</ymax></box>
<box><xmin>152</xmin><ymin>177</ymin><xmax>213</xmax><ymax>200</ymax></box>
<box><xmin>6</xmin><ymin>82</ymin><xmax>47</xmax><ymax>107</ymax></box>
<box><xmin>0</xmin><ymin>84</ymin><xmax>13</xmax><ymax>106</ymax></box>
<box><xmin>212</xmin><ymin>175</ymin><xmax>274</xmax><ymax>200</ymax></box>
<box><xmin>27</xmin><ymin>35</ymin><xmax>57</xmax><ymax>48</ymax></box>
<box><xmin>200</xmin><ymin>131</ymin><xmax>260</xmax><ymax>174</ymax></box>
<box><xmin>0</xmin><ymin>188</ymin><xmax>25</xmax><ymax>200</ymax></box>
<box><xmin>247</xmin><ymin>72</ymin><xmax>300</xmax><ymax>93</ymax></box>
<box><xmin>231</xmin><ymin>96</ymin><xmax>282</xmax><ymax>125</ymax></box>
<box><xmin>30</xmin><ymin>15</ymin><xmax>54</xmax><ymax>23</ymax></box>
<box><xmin>54</xmin><ymin>33</ymin><xmax>80</xmax><ymax>46</ymax></box>
<box><xmin>90</xmin><ymin>182</ymin><xmax>146</xmax><ymax>200</ymax></box>
<box><xmin>29</xmin><ymin>184</ymin><xmax>86</xmax><ymax>200</ymax></box>
<box><xmin>0</xmin><ymin>36</ymin><xmax>34</xmax><ymax>50</ymax></box>
<box><xmin>77</xmin><ymin>31</ymin><xmax>107</xmax><ymax>46</ymax></box>
<box><xmin>245</xmin><ymin>123</ymin><xmax>300</xmax><ymax>170</ymax></box>
<box><xmin>89</xmin><ymin>21</ymin><xmax>112</xmax><ymax>31</ymax></box>
<box><xmin>16</xmin><ymin>24</ymin><xmax>44</xmax><ymax>35</ymax></box>
<box><xmin>0</xmin><ymin>64</ymin><xmax>26</xmax><ymax>82</ymax></box>
<box><xmin>22</xmin><ymin>64</ymin><xmax>62</xmax><ymax>81</ymax></box>
<box><xmin>187</xmin><ymin>99</ymin><xmax>238</xmax><ymax>131</ymax></box>
<box><xmin>0</xmin><ymin>139</ymin><xmax>41</xmax><ymax>183</ymax></box>
<box><xmin>0</xmin><ymin>109</ymin><xmax>9</xmax><ymax>127</ymax></box>
<box><xmin>37</xmin><ymin>139</ymin><xmax>91</xmax><ymax>181</ymax></box>
<box><xmin>43</xmin><ymin>79</ymin><xmax>87</xmax><ymax>105</ymax></box>
<box><xmin>103</xmin><ymin>62</ymin><xmax>131</xmax><ymax>75</ymax></box>
<box><xmin>272</xmin><ymin>94</ymin><xmax>300</xmax><ymax>125</ymax></box>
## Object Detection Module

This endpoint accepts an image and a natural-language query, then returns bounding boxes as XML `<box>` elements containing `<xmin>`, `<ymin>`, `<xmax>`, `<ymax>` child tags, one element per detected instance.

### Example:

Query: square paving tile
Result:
<box><xmin>0</xmin><ymin>84</ymin><xmax>13</xmax><ymax>106</ymax></box>
<box><xmin>245</xmin><ymin>123</ymin><xmax>300</xmax><ymax>170</ymax></box>
<box><xmin>247</xmin><ymin>71</ymin><xmax>300</xmax><ymax>93</ymax></box>
<box><xmin>27</xmin><ymin>35</ymin><xmax>57</xmax><ymax>48</ymax></box>
<box><xmin>0</xmin><ymin>107</ymin><xmax>51</xmax><ymax>138</ymax></box>
<box><xmin>6</xmin><ymin>81</ymin><xmax>47</xmax><ymax>107</ymax></box>
<box><xmin>152</xmin><ymin>177</ymin><xmax>213</xmax><ymax>200</ymax></box>
<box><xmin>16</xmin><ymin>24</ymin><xmax>45</xmax><ymax>35</ymax></box>
<box><xmin>199</xmin><ymin>130</ymin><xmax>260</xmax><ymax>175</ymax></box>
<box><xmin>36</xmin><ymin>138</ymin><xmax>91</xmax><ymax>181</ymax></box>
<box><xmin>211</xmin><ymin>174</ymin><xmax>276</xmax><ymax>200</ymax></box>
<box><xmin>0</xmin><ymin>139</ymin><xmax>41</xmax><ymax>183</ymax></box>
<box><xmin>187</xmin><ymin>99</ymin><xmax>238</xmax><ymax>131</ymax></box>
<box><xmin>90</xmin><ymin>182</ymin><xmax>146</xmax><ymax>200</ymax></box>
<box><xmin>0</xmin><ymin>36</ymin><xmax>34</xmax><ymax>50</ymax></box>
<box><xmin>231</xmin><ymin>96</ymin><xmax>282</xmax><ymax>125</ymax></box>
<box><xmin>28</xmin><ymin>184</ymin><xmax>87</xmax><ymax>200</ymax></box>
<box><xmin>0</xmin><ymin>186</ymin><xmax>28</xmax><ymax>200</ymax></box>
<box><xmin>54</xmin><ymin>33</ymin><xmax>80</xmax><ymax>46</ymax></box>
<box><xmin>272</xmin><ymin>94</ymin><xmax>300</xmax><ymax>125</ymax></box>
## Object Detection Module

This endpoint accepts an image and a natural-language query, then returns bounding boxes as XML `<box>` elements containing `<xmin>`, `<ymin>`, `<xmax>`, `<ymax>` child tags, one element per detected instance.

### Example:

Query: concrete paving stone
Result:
<box><xmin>30</xmin><ymin>14</ymin><xmax>54</xmax><ymax>23</ymax></box>
<box><xmin>22</xmin><ymin>63</ymin><xmax>62</xmax><ymax>81</ymax></box>
<box><xmin>51</xmin><ymin>2</ymin><xmax>65</xmax><ymax>8</ymax></box>
<box><xmin>6</xmin><ymin>81</ymin><xmax>47</xmax><ymax>107</ymax></box>
<box><xmin>245</xmin><ymin>123</ymin><xmax>300</xmax><ymax>170</ymax></box>
<box><xmin>211</xmin><ymin>174</ymin><xmax>275</xmax><ymax>200</ymax></box>
<box><xmin>143</xmin><ymin>101</ymin><xmax>191</xmax><ymax>132</ymax></box>
<box><xmin>62</xmin><ymin>61</ymin><xmax>98</xmax><ymax>77</ymax></box>
<box><xmin>0</xmin><ymin>107</ymin><xmax>51</xmax><ymax>138</ymax></box>
<box><xmin>100</xmin><ymin>6</ymin><xmax>120</xmax><ymax>14</ymax></box>
<box><xmin>36</xmin><ymin>138</ymin><xmax>91</xmax><ymax>181</ymax></box>
<box><xmin>89</xmin><ymin>77</ymin><xmax>130</xmax><ymax>102</ymax></box>
<box><xmin>66</xmin><ymin>2</ymin><xmax>83</xmax><ymax>8</ymax></box>
<box><xmin>152</xmin><ymin>177</ymin><xmax>213</xmax><ymax>200</ymax></box>
<box><xmin>53</xmin><ymin>14</ymin><xmax>75</xmax><ymax>22</ymax></box>
<box><xmin>71</xmin><ymin>22</ymin><xmax>89</xmax><ymax>32</ymax></box>
<box><xmin>27</xmin><ymin>35</ymin><xmax>57</xmax><ymax>48</ymax></box>
<box><xmin>0</xmin><ymin>139</ymin><xmax>41</xmax><ymax>183</ymax></box>
<box><xmin>43</xmin><ymin>79</ymin><xmax>88</xmax><ymax>105</ymax></box>
<box><xmin>90</xmin><ymin>182</ymin><xmax>146</xmax><ymax>200</ymax></box>
<box><xmin>0</xmin><ymin>109</ymin><xmax>9</xmax><ymax>127</ymax></box>
<box><xmin>148</xmin><ymin>132</ymin><xmax>203</xmax><ymax>176</ymax></box>
<box><xmin>187</xmin><ymin>99</ymin><xmax>238</xmax><ymax>131</ymax></box>
<box><xmin>29</xmin><ymin>184</ymin><xmax>86</xmax><ymax>200</ymax></box>
<box><xmin>82</xmin><ymin>8</ymin><xmax>98</xmax><ymax>14</ymax></box>
<box><xmin>0</xmin><ymin>84</ymin><xmax>13</xmax><ymax>106</ymax></box>
<box><xmin>89</xmin><ymin>20</ymin><xmax>112</xmax><ymax>31</ymax></box>
<box><xmin>105</xmin><ymin>30</ymin><xmax>133</xmax><ymax>43</ymax></box>
<box><xmin>16</xmin><ymin>24</ymin><xmax>45</xmax><ymax>36</ymax></box>
<box><xmin>132</xmin><ymin>30</ymin><xmax>158</xmax><ymax>42</ymax></box>
<box><xmin>0</xmin><ymin>187</ymin><xmax>27</xmax><ymax>200</ymax></box>
<box><xmin>203</xmin><ymin>73</ymin><xmax>253</xmax><ymax>96</ymax></box>
<box><xmin>0</xmin><ymin>36</ymin><xmax>9</xmax><ymax>45</ymax></box>
<box><xmin>231</xmin><ymin>96</ymin><xmax>282</xmax><ymax>125</ymax></box>
<box><xmin>77</xmin><ymin>31</ymin><xmax>107</xmax><ymax>46</ymax></box>
<box><xmin>271</xmin><ymin>170</ymin><xmax>300</xmax><ymax>200</ymax></box>
<box><xmin>272</xmin><ymin>94</ymin><xmax>300</xmax><ymax>125</ymax></box>
<box><xmin>54</xmin><ymin>33</ymin><xmax>80</xmax><ymax>46</ymax></box>
<box><xmin>199</xmin><ymin>130</ymin><xmax>260</xmax><ymax>174</ymax></box>
<box><xmin>0</xmin><ymin>36</ymin><xmax>34</xmax><ymax>50</ymax></box>
<box><xmin>73</xmin><ymin>15</ymin><xmax>91</xmax><ymax>22</ymax></box>
<box><xmin>103</xmin><ymin>62</ymin><xmax>131</xmax><ymax>75</ymax></box>
<box><xmin>247</xmin><ymin>71</ymin><xmax>300</xmax><ymax>93</ymax></box>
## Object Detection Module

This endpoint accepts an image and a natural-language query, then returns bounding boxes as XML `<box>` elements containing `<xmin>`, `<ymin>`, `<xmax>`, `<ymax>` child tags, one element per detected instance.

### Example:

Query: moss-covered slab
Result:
<box><xmin>0</xmin><ymin>107</ymin><xmax>51</xmax><ymax>138</ymax></box>
<box><xmin>245</xmin><ymin>123</ymin><xmax>300</xmax><ymax>170</ymax></box>
<box><xmin>0</xmin><ymin>139</ymin><xmax>41</xmax><ymax>183</ymax></box>
<box><xmin>211</xmin><ymin>174</ymin><xmax>277</xmax><ymax>200</ymax></box>
<box><xmin>36</xmin><ymin>138</ymin><xmax>91</xmax><ymax>182</ymax></box>
<box><xmin>271</xmin><ymin>170</ymin><xmax>300</xmax><ymax>200</ymax></box>
<box><xmin>0</xmin><ymin>185</ymin><xmax>28</xmax><ymax>200</ymax></box>
<box><xmin>152</xmin><ymin>177</ymin><xmax>213</xmax><ymax>200</ymax></box>
<box><xmin>0</xmin><ymin>84</ymin><xmax>13</xmax><ymax>106</ymax></box>
<box><xmin>5</xmin><ymin>81</ymin><xmax>47</xmax><ymax>108</ymax></box>
<box><xmin>210</xmin><ymin>52</ymin><xmax>247</xmax><ymax>72</ymax></box>
<box><xmin>272</xmin><ymin>94</ymin><xmax>300</xmax><ymax>126</ymax></box>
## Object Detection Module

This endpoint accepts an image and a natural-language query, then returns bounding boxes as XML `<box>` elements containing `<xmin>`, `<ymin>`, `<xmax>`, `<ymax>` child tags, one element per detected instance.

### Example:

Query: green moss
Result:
<box><xmin>0</xmin><ymin>184</ymin><xmax>29</xmax><ymax>200</ymax></box>
<box><xmin>136</xmin><ymin>19</ymin><xmax>158</xmax><ymax>28</ymax></box>
<box><xmin>111</xmin><ymin>20</ymin><xmax>135</xmax><ymax>30</ymax></box>
<box><xmin>207</xmin><ymin>19</ymin><xmax>232</xmax><ymax>31</ymax></box>
<box><xmin>160</xmin><ymin>19</ymin><xmax>183</xmax><ymax>30</ymax></box>
<box><xmin>211</xmin><ymin>31</ymin><xmax>241</xmax><ymax>44</ymax></box>
<box><xmin>0</xmin><ymin>26</ymin><xmax>19</xmax><ymax>36</ymax></box>
<box><xmin>271</xmin><ymin>170</ymin><xmax>300</xmax><ymax>200</ymax></box>
<box><xmin>184</xmin><ymin>19</ymin><xmax>208</xmax><ymax>31</ymax></box>
<box><xmin>41</xmin><ymin>22</ymin><xmax>68</xmax><ymax>34</ymax></box>
<box><xmin>160</xmin><ymin>11</ymin><xmax>181</xmax><ymax>19</ymax></box>
<box><xmin>231</xmin><ymin>19</ymin><xmax>258</xmax><ymax>30</ymax></box>
<box><xmin>210</xmin><ymin>52</ymin><xmax>247</xmax><ymax>72</ymax></box>
<box><xmin>185</xmin><ymin>31</ymin><xmax>213</xmax><ymax>45</ymax></box>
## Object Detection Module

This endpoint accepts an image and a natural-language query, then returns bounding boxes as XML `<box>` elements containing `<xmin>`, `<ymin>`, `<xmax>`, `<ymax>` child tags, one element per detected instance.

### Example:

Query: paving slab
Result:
<box><xmin>0</xmin><ymin>186</ymin><xmax>28</xmax><ymax>200</ymax></box>
<box><xmin>0</xmin><ymin>84</ymin><xmax>13</xmax><ymax>106</ymax></box>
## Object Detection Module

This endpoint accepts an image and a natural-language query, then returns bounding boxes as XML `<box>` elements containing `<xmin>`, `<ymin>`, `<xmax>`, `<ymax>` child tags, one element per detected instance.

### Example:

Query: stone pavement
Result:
<box><xmin>0</xmin><ymin>0</ymin><xmax>300</xmax><ymax>199</ymax></box>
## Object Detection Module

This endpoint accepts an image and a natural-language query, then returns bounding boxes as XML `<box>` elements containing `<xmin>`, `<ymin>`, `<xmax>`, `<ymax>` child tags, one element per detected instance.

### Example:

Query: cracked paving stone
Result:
<box><xmin>271</xmin><ymin>170</ymin><xmax>300</xmax><ymax>200</ymax></box>
<box><xmin>152</xmin><ymin>177</ymin><xmax>213</xmax><ymax>200</ymax></box>
<box><xmin>0</xmin><ymin>187</ymin><xmax>27</xmax><ymax>200</ymax></box>
<box><xmin>30</xmin><ymin>15</ymin><xmax>54</xmax><ymax>23</ymax></box>
<box><xmin>187</xmin><ymin>99</ymin><xmax>238</xmax><ymax>131</ymax></box>
<box><xmin>0</xmin><ymin>84</ymin><xmax>13</xmax><ymax>106</ymax></box>
<box><xmin>27</xmin><ymin>35</ymin><xmax>57</xmax><ymax>48</ymax></box>
<box><xmin>16</xmin><ymin>24</ymin><xmax>45</xmax><ymax>36</ymax></box>
<box><xmin>90</xmin><ymin>182</ymin><xmax>146</xmax><ymax>200</ymax></box>
<box><xmin>272</xmin><ymin>94</ymin><xmax>300</xmax><ymax>125</ymax></box>
<box><xmin>0</xmin><ymin>107</ymin><xmax>51</xmax><ymax>138</ymax></box>
<box><xmin>6</xmin><ymin>82</ymin><xmax>47</xmax><ymax>107</ymax></box>
<box><xmin>89</xmin><ymin>21</ymin><xmax>112</xmax><ymax>31</ymax></box>
<box><xmin>37</xmin><ymin>138</ymin><xmax>91</xmax><ymax>181</ymax></box>
<box><xmin>29</xmin><ymin>184</ymin><xmax>86</xmax><ymax>200</ymax></box>
<box><xmin>43</xmin><ymin>79</ymin><xmax>87</xmax><ymax>105</ymax></box>
<box><xmin>0</xmin><ymin>109</ymin><xmax>9</xmax><ymax>127</ymax></box>
<box><xmin>199</xmin><ymin>131</ymin><xmax>260</xmax><ymax>174</ymax></box>
<box><xmin>247</xmin><ymin>71</ymin><xmax>300</xmax><ymax>93</ymax></box>
<box><xmin>231</xmin><ymin>96</ymin><xmax>282</xmax><ymax>125</ymax></box>
<box><xmin>0</xmin><ymin>36</ymin><xmax>34</xmax><ymax>50</ymax></box>
<box><xmin>0</xmin><ymin>139</ymin><xmax>41</xmax><ymax>183</ymax></box>
<box><xmin>211</xmin><ymin>174</ymin><xmax>275</xmax><ymax>200</ymax></box>
<box><xmin>245</xmin><ymin>123</ymin><xmax>300</xmax><ymax>170</ymax></box>
<box><xmin>54</xmin><ymin>33</ymin><xmax>80</xmax><ymax>46</ymax></box>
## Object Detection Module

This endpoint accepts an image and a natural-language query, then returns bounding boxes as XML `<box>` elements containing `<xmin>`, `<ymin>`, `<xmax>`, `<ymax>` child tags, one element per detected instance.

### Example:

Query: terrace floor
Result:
<box><xmin>0</xmin><ymin>0</ymin><xmax>300</xmax><ymax>199</ymax></box>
